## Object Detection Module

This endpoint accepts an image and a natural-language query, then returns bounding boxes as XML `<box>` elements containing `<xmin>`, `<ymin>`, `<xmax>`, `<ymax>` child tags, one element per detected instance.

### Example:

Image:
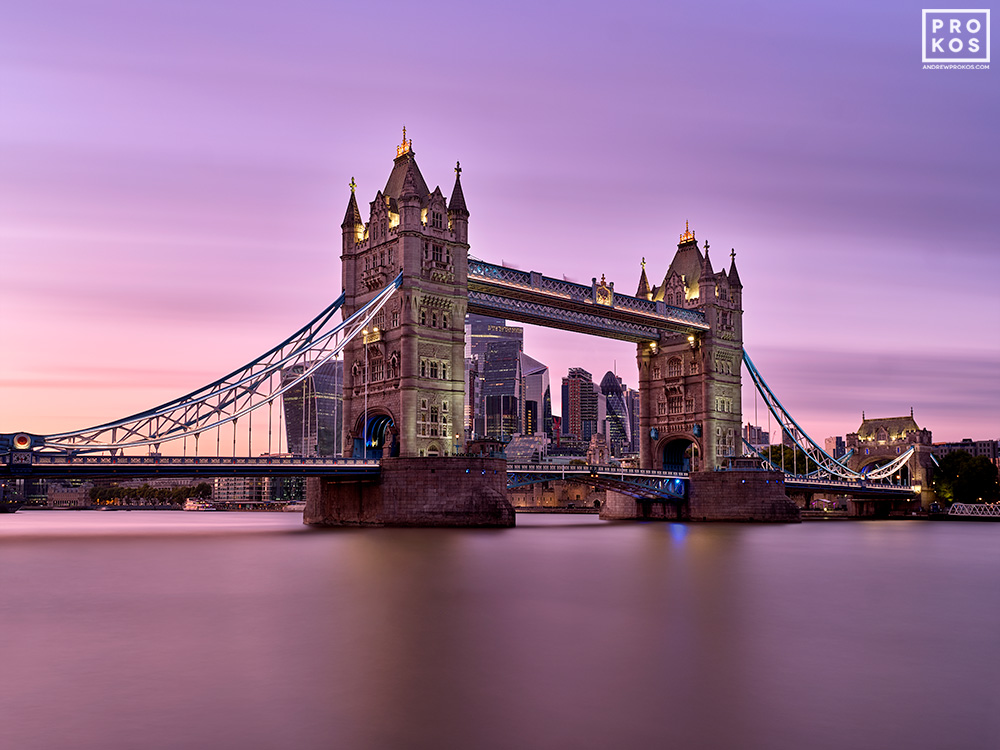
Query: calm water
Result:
<box><xmin>1</xmin><ymin>512</ymin><xmax>998</xmax><ymax>750</ymax></box>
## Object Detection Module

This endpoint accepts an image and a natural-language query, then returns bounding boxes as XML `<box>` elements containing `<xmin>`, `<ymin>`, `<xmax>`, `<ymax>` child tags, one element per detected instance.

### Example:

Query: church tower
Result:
<box><xmin>636</xmin><ymin>223</ymin><xmax>744</xmax><ymax>471</ymax></box>
<box><xmin>340</xmin><ymin>130</ymin><xmax>469</xmax><ymax>458</ymax></box>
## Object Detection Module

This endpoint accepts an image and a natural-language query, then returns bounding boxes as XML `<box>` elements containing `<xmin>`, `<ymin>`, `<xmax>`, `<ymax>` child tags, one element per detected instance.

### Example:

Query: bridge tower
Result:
<box><xmin>635</xmin><ymin>224</ymin><xmax>744</xmax><ymax>471</ymax></box>
<box><xmin>340</xmin><ymin>131</ymin><xmax>469</xmax><ymax>459</ymax></box>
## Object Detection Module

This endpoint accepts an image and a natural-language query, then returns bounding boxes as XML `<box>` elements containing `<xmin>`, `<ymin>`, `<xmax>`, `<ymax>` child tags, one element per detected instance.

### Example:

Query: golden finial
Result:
<box><xmin>349</xmin><ymin>177</ymin><xmax>356</xmax><ymax>194</ymax></box>
<box><xmin>455</xmin><ymin>160</ymin><xmax>462</xmax><ymax>177</ymax></box>
<box><xmin>396</xmin><ymin>126</ymin><xmax>412</xmax><ymax>157</ymax></box>
<box><xmin>600</xmin><ymin>273</ymin><xmax>606</xmax><ymax>285</ymax></box>
<box><xmin>641</xmin><ymin>256</ymin><xmax>646</xmax><ymax>271</ymax></box>
<box><xmin>680</xmin><ymin>220</ymin><xmax>695</xmax><ymax>243</ymax></box>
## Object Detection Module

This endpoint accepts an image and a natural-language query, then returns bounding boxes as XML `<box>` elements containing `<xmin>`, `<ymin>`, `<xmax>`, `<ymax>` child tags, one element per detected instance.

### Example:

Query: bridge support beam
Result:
<box><xmin>304</xmin><ymin>457</ymin><xmax>514</xmax><ymax>527</ymax></box>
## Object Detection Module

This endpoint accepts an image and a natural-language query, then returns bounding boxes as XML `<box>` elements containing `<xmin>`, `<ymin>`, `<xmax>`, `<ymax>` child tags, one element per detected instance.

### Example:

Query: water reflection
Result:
<box><xmin>0</xmin><ymin>513</ymin><xmax>997</xmax><ymax>749</ymax></box>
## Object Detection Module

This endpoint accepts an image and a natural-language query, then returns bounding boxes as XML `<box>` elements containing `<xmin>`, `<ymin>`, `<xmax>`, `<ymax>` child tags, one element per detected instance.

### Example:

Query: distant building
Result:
<box><xmin>600</xmin><ymin>371</ymin><xmax>632</xmax><ymax>457</ymax></box>
<box><xmin>212</xmin><ymin>476</ymin><xmax>270</xmax><ymax>502</ymax></box>
<box><xmin>521</xmin><ymin>353</ymin><xmax>551</xmax><ymax>438</ymax></box>
<box><xmin>483</xmin><ymin>338</ymin><xmax>523</xmax><ymax>440</ymax></box>
<box><xmin>931</xmin><ymin>438</ymin><xmax>999</xmax><ymax>462</ymax></box>
<box><xmin>281</xmin><ymin>360</ymin><xmax>343</xmax><ymax>456</ymax></box>
<box><xmin>824</xmin><ymin>435</ymin><xmax>846</xmax><ymax>459</ymax></box>
<box><xmin>587</xmin><ymin>433</ymin><xmax>610</xmax><ymax>465</ymax></box>
<box><xmin>744</xmin><ymin>424</ymin><xmax>770</xmax><ymax>451</ymax></box>
<box><xmin>562</xmin><ymin>368</ymin><xmax>600</xmax><ymax>442</ymax></box>
<box><xmin>465</xmin><ymin>314</ymin><xmax>524</xmax><ymax>441</ymax></box>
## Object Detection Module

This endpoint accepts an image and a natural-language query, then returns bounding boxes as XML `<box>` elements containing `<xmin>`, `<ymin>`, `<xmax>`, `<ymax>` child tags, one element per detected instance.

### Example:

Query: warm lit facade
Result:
<box><xmin>635</xmin><ymin>225</ymin><xmax>744</xmax><ymax>471</ymax></box>
<box><xmin>340</xmin><ymin>132</ymin><xmax>469</xmax><ymax>458</ymax></box>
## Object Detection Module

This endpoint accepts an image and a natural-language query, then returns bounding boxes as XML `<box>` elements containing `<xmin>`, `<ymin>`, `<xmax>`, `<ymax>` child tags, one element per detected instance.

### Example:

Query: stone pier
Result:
<box><xmin>601</xmin><ymin>462</ymin><xmax>800</xmax><ymax>523</ymax></box>
<box><xmin>304</xmin><ymin>456</ymin><xmax>514</xmax><ymax>527</ymax></box>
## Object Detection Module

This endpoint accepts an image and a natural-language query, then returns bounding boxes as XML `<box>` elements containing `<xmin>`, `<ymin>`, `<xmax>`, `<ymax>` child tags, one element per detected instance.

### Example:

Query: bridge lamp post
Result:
<box><xmin>362</xmin><ymin>328</ymin><xmax>368</xmax><ymax>460</ymax></box>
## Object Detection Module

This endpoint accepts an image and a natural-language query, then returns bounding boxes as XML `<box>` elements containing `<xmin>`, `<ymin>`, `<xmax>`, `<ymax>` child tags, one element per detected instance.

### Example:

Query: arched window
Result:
<box><xmin>432</xmin><ymin>312</ymin><xmax>438</xmax><ymax>327</ymax></box>
<box><xmin>420</xmin><ymin>310</ymin><xmax>426</xmax><ymax>325</ymax></box>
<box><xmin>668</xmin><ymin>358</ymin><xmax>682</xmax><ymax>378</ymax></box>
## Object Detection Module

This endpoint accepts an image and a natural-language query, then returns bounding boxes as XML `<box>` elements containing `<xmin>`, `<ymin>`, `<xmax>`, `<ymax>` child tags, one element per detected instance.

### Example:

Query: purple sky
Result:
<box><xmin>2</xmin><ymin>0</ymin><xmax>997</xmax><ymax>447</ymax></box>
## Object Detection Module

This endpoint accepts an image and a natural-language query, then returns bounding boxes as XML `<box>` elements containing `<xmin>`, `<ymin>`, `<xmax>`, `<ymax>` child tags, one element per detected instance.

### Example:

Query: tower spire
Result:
<box><xmin>396</xmin><ymin>125</ymin><xmax>413</xmax><ymax>158</ymax></box>
<box><xmin>448</xmin><ymin>160</ymin><xmax>468</xmax><ymax>216</ymax></box>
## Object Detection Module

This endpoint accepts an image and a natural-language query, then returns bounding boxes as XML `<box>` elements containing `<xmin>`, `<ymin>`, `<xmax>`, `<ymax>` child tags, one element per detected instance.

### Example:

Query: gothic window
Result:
<box><xmin>432</xmin><ymin>312</ymin><xmax>438</xmax><ymax>327</ymax></box>
<box><xmin>685</xmin><ymin>398</ymin><xmax>694</xmax><ymax>413</ymax></box>
<box><xmin>420</xmin><ymin>359</ymin><xmax>427</xmax><ymax>378</ymax></box>
<box><xmin>690</xmin><ymin>357</ymin><xmax>699</xmax><ymax>375</ymax></box>
<box><xmin>420</xmin><ymin>310</ymin><xmax>426</xmax><ymax>326</ymax></box>
<box><xmin>652</xmin><ymin>365</ymin><xmax>661</xmax><ymax>380</ymax></box>
<box><xmin>430</xmin><ymin>407</ymin><xmax>439</xmax><ymax>436</ymax></box>
<box><xmin>441</xmin><ymin>363</ymin><xmax>447</xmax><ymax>379</ymax></box>
<box><xmin>430</xmin><ymin>361</ymin><xmax>439</xmax><ymax>379</ymax></box>
<box><xmin>432</xmin><ymin>212</ymin><xmax>443</xmax><ymax>229</ymax></box>
<box><xmin>657</xmin><ymin>400</ymin><xmax>667</xmax><ymax>416</ymax></box>
<box><xmin>391</xmin><ymin>311</ymin><xmax>399</xmax><ymax>328</ymax></box>
<box><xmin>432</xmin><ymin>244</ymin><xmax>443</xmax><ymax>262</ymax></box>
<box><xmin>668</xmin><ymin>396</ymin><xmax>683</xmax><ymax>414</ymax></box>
<box><xmin>446</xmin><ymin>248</ymin><xmax>451</xmax><ymax>264</ymax></box>
<box><xmin>442</xmin><ymin>401</ymin><xmax>448</xmax><ymax>412</ymax></box>
<box><xmin>442</xmin><ymin>314</ymin><xmax>448</xmax><ymax>329</ymax></box>
<box><xmin>667</xmin><ymin>358</ymin><xmax>682</xmax><ymax>378</ymax></box>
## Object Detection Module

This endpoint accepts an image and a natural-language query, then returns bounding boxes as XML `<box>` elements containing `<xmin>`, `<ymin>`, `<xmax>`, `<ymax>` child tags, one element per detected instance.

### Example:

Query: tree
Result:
<box><xmin>933</xmin><ymin>451</ymin><xmax>1000</xmax><ymax>504</ymax></box>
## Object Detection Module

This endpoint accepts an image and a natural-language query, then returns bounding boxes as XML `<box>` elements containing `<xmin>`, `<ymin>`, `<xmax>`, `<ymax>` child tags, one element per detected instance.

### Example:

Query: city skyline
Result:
<box><xmin>2</xmin><ymin>1</ymin><xmax>997</xmax><ymax>446</ymax></box>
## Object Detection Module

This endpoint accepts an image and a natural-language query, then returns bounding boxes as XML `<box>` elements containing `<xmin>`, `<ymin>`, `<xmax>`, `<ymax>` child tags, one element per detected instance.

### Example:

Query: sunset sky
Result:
<box><xmin>2</xmin><ymin>0</ymin><xmax>997</xmax><ymax>447</ymax></box>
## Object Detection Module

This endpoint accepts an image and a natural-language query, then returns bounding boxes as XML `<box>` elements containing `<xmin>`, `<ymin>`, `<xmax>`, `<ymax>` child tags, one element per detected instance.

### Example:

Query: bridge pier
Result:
<box><xmin>601</xmin><ymin>463</ymin><xmax>799</xmax><ymax>522</ymax></box>
<box><xmin>304</xmin><ymin>456</ymin><xmax>514</xmax><ymax>527</ymax></box>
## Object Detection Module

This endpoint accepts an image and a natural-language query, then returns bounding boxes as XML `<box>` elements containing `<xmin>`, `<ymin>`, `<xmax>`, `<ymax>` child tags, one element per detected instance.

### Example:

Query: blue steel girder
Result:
<box><xmin>506</xmin><ymin>463</ymin><xmax>688</xmax><ymax>501</ymax></box>
<box><xmin>6</xmin><ymin>273</ymin><xmax>403</xmax><ymax>456</ymax></box>
<box><xmin>0</xmin><ymin>453</ymin><xmax>381</xmax><ymax>479</ymax></box>
<box><xmin>467</xmin><ymin>260</ymin><xmax>707</xmax><ymax>342</ymax></box>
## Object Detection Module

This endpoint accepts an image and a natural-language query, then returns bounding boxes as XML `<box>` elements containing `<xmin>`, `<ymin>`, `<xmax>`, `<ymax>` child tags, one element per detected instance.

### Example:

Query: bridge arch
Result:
<box><xmin>656</xmin><ymin>435</ymin><xmax>700</xmax><ymax>473</ymax></box>
<box><xmin>351</xmin><ymin>411</ymin><xmax>398</xmax><ymax>459</ymax></box>
<box><xmin>858</xmin><ymin>457</ymin><xmax>910</xmax><ymax>485</ymax></box>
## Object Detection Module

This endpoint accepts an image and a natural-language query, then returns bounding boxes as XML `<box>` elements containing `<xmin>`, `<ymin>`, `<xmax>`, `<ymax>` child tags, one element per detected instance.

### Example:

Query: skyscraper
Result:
<box><xmin>600</xmin><ymin>371</ymin><xmax>631</xmax><ymax>457</ymax></box>
<box><xmin>562</xmin><ymin>368</ymin><xmax>599</xmax><ymax>442</ymax></box>
<box><xmin>521</xmin><ymin>353</ymin><xmax>551</xmax><ymax>438</ymax></box>
<box><xmin>466</xmin><ymin>314</ymin><xmax>525</xmax><ymax>441</ymax></box>
<box><xmin>483</xmin><ymin>338</ymin><xmax>522</xmax><ymax>440</ymax></box>
<box><xmin>281</xmin><ymin>360</ymin><xmax>344</xmax><ymax>456</ymax></box>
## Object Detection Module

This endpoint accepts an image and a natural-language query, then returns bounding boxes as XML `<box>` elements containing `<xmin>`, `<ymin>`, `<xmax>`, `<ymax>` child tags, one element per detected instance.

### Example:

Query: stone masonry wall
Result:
<box><xmin>305</xmin><ymin>456</ymin><xmax>514</xmax><ymax>527</ymax></box>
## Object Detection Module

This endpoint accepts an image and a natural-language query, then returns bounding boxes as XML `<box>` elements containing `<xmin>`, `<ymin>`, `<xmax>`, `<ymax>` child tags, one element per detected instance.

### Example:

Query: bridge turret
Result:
<box><xmin>448</xmin><ymin>161</ymin><xmax>469</xmax><ymax>245</ymax></box>
<box><xmin>341</xmin><ymin>180</ymin><xmax>364</xmax><ymax>250</ymax></box>
<box><xmin>637</xmin><ymin>224</ymin><xmax>743</xmax><ymax>472</ymax></box>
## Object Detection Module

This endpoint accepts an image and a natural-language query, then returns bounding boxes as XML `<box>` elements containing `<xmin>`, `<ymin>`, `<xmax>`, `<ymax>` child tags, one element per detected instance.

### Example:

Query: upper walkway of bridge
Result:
<box><xmin>467</xmin><ymin>259</ymin><xmax>708</xmax><ymax>342</ymax></box>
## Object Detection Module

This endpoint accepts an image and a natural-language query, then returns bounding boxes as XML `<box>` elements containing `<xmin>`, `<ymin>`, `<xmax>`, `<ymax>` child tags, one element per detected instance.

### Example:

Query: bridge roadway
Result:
<box><xmin>3</xmin><ymin>455</ymin><xmax>915</xmax><ymax>501</ymax></box>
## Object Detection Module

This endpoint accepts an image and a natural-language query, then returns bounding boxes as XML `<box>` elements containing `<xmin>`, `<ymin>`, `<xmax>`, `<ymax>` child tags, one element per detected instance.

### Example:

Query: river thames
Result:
<box><xmin>1</xmin><ymin>512</ymin><xmax>997</xmax><ymax>749</ymax></box>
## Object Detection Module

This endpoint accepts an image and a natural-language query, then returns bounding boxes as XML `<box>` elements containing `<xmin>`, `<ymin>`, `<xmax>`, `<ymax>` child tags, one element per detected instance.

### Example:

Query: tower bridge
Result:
<box><xmin>1</xmin><ymin>131</ymin><xmax>924</xmax><ymax>523</ymax></box>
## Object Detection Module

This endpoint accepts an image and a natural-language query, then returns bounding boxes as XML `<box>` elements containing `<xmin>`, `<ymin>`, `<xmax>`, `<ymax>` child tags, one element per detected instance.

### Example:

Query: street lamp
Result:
<box><xmin>362</xmin><ymin>328</ymin><xmax>368</xmax><ymax>459</ymax></box>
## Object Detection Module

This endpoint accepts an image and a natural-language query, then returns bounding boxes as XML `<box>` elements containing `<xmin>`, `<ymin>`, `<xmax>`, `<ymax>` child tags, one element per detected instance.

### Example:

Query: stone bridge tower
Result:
<box><xmin>340</xmin><ymin>131</ymin><xmax>469</xmax><ymax>458</ymax></box>
<box><xmin>635</xmin><ymin>224</ymin><xmax>744</xmax><ymax>471</ymax></box>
